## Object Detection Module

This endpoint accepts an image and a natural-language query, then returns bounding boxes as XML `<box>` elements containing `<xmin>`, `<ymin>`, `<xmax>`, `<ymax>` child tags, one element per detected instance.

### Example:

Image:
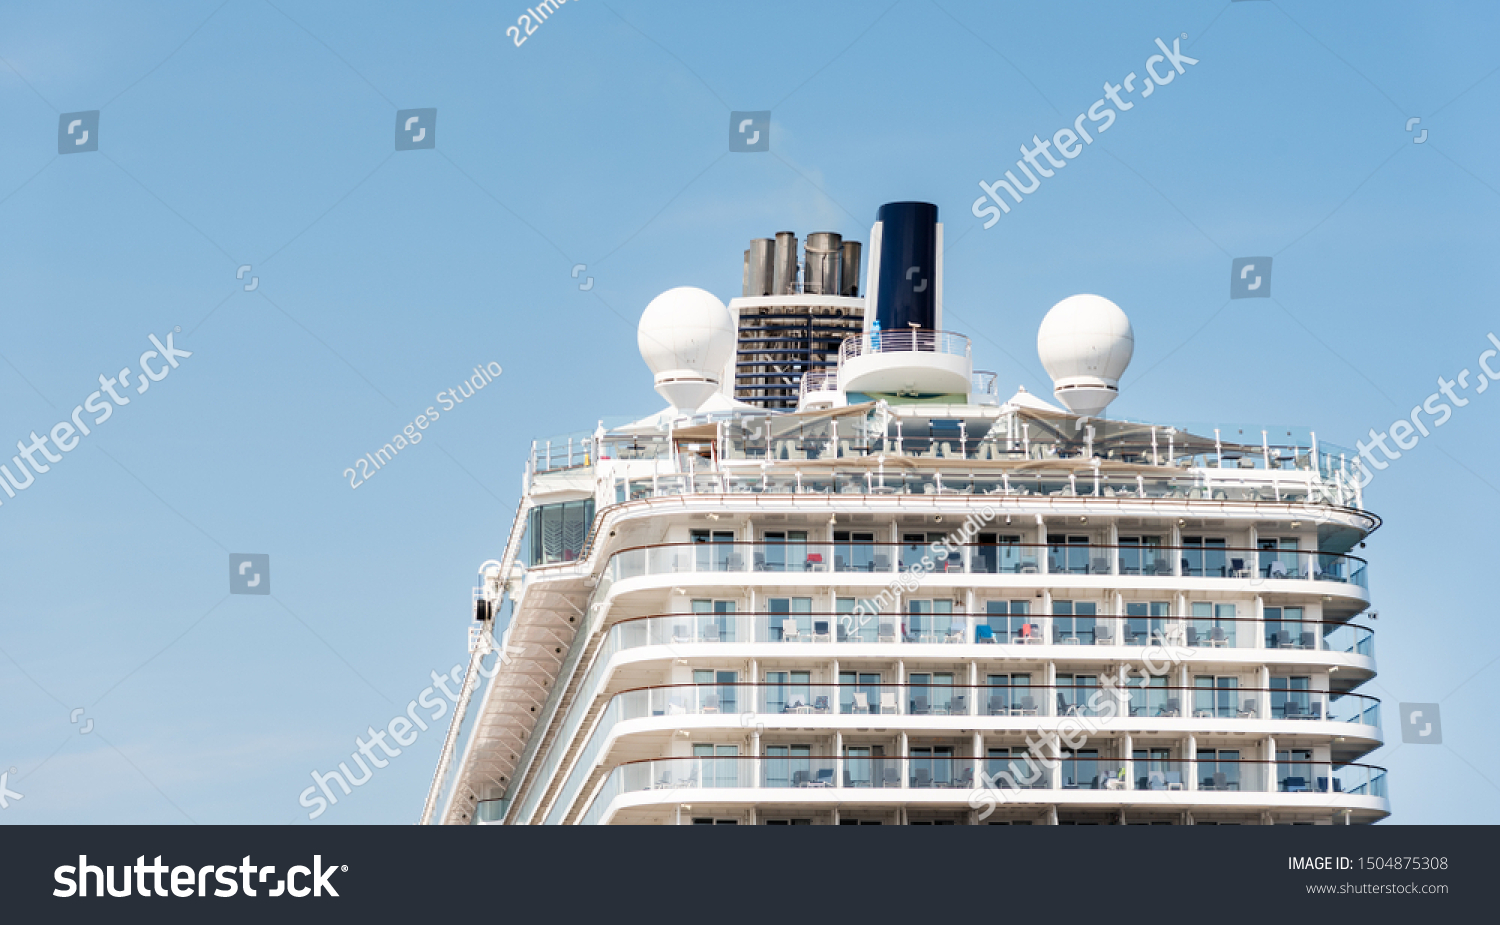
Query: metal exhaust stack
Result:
<box><xmin>745</xmin><ymin>238</ymin><xmax>774</xmax><ymax>297</ymax></box>
<box><xmin>803</xmin><ymin>232</ymin><xmax>843</xmax><ymax>296</ymax></box>
<box><xmin>840</xmin><ymin>240</ymin><xmax>862</xmax><ymax>297</ymax></box>
<box><xmin>772</xmin><ymin>231</ymin><xmax>798</xmax><ymax>295</ymax></box>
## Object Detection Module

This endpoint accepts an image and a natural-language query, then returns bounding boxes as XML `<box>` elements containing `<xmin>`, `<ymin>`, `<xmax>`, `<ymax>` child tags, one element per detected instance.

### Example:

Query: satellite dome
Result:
<box><xmin>638</xmin><ymin>286</ymin><xmax>735</xmax><ymax>412</ymax></box>
<box><xmin>1037</xmin><ymin>294</ymin><xmax>1134</xmax><ymax>418</ymax></box>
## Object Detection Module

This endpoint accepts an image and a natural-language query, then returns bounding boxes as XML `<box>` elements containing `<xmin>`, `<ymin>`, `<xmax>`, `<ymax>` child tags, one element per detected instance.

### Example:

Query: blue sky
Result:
<box><xmin>0</xmin><ymin>0</ymin><xmax>1495</xmax><ymax>824</ymax></box>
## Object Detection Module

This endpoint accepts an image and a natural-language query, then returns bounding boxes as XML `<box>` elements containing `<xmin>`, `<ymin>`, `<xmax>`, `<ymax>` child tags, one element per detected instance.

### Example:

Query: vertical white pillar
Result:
<box><xmin>834</xmin><ymin>730</ymin><xmax>844</xmax><ymax>790</ymax></box>
<box><xmin>1186</xmin><ymin>734</ymin><xmax>1197</xmax><ymax>791</ymax></box>
<box><xmin>900</xmin><ymin>731</ymin><xmax>910</xmax><ymax>789</ymax></box>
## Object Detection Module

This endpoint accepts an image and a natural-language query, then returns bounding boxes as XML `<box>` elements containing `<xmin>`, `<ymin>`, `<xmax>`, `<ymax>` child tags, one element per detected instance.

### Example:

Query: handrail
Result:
<box><xmin>605</xmin><ymin>754</ymin><xmax>1389</xmax><ymax>771</ymax></box>
<box><xmin>607</xmin><ymin>680</ymin><xmax>1378</xmax><ymax>703</ymax></box>
<box><xmin>839</xmin><ymin>328</ymin><xmax>972</xmax><ymax>363</ymax></box>
<box><xmin>605</xmin><ymin>611</ymin><xmax>1375</xmax><ymax>633</ymax></box>
<box><xmin>601</xmin><ymin>540</ymin><xmax>1368</xmax><ymax>569</ymax></box>
<box><xmin>798</xmin><ymin>370</ymin><xmax>839</xmax><ymax>397</ymax></box>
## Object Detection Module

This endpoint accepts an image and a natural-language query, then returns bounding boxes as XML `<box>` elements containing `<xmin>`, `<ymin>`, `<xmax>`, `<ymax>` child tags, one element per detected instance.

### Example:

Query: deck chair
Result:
<box><xmin>781</xmin><ymin>618</ymin><xmax>801</xmax><ymax>642</ymax></box>
<box><xmin>879</xmin><ymin>692</ymin><xmax>899</xmax><ymax>714</ymax></box>
<box><xmin>851</xmin><ymin>692</ymin><xmax>871</xmax><ymax>715</ymax></box>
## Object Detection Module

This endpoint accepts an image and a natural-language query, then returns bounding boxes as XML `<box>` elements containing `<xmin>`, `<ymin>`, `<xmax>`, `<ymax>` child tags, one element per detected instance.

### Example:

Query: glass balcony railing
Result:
<box><xmin>600</xmin><ymin>541</ymin><xmax>1368</xmax><ymax>589</ymax></box>
<box><xmin>597</xmin><ymin>612</ymin><xmax>1375</xmax><ymax>654</ymax></box>
<box><xmin>611</xmin><ymin>468</ymin><xmax>1359</xmax><ymax>510</ymax></box>
<box><xmin>552</xmin><ymin>679</ymin><xmax>1379</xmax><ymax>824</ymax></box>
<box><xmin>578</xmin><ymin>757</ymin><xmax>1389</xmax><ymax>823</ymax></box>
<box><xmin>593</xmin><ymin>682</ymin><xmax>1379</xmax><ymax>726</ymax></box>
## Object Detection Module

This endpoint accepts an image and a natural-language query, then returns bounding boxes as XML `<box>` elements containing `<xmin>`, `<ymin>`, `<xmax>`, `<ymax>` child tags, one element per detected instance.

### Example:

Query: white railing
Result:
<box><xmin>798</xmin><ymin>370</ymin><xmax>839</xmax><ymax>398</ymax></box>
<box><xmin>838</xmin><ymin>329</ymin><xmax>971</xmax><ymax>364</ymax></box>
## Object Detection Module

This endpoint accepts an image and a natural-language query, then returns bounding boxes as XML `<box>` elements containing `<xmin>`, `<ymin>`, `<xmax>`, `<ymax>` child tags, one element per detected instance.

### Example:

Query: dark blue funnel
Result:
<box><xmin>873</xmin><ymin>201</ymin><xmax>938</xmax><ymax>332</ymax></box>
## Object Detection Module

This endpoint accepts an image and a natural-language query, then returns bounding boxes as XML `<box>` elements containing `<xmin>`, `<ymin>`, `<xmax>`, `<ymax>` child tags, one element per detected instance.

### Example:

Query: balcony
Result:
<box><xmin>602</xmin><ymin>541</ymin><xmax>1369</xmax><ymax>590</ymax></box>
<box><xmin>599</xmin><ymin>682</ymin><xmax>1379</xmax><ymax>728</ymax></box>
<box><xmin>837</xmin><ymin>329</ymin><xmax>972</xmax><ymax>396</ymax></box>
<box><xmin>578</xmin><ymin>756</ymin><xmax>1389</xmax><ymax>824</ymax></box>
<box><xmin>599</xmin><ymin>612</ymin><xmax>1375</xmax><ymax>655</ymax></box>
<box><xmin>611</xmin><ymin>467</ymin><xmax>1364</xmax><ymax>517</ymax></box>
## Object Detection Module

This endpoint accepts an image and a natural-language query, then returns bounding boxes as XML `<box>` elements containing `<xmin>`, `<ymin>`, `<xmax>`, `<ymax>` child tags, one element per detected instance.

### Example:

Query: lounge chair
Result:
<box><xmin>1238</xmin><ymin>699</ymin><xmax>1257</xmax><ymax>718</ymax></box>
<box><xmin>781</xmin><ymin>618</ymin><xmax>801</xmax><ymax>642</ymax></box>
<box><xmin>913</xmin><ymin>768</ymin><xmax>932</xmax><ymax>788</ymax></box>
<box><xmin>988</xmin><ymin>695</ymin><xmax>1008</xmax><ymax>716</ymax></box>
<box><xmin>882</xmin><ymin>767</ymin><xmax>901</xmax><ymax>788</ymax></box>
<box><xmin>850</xmin><ymin>692</ymin><xmax>871</xmax><ymax>715</ymax></box>
<box><xmin>813</xmin><ymin>620</ymin><xmax>831</xmax><ymax>642</ymax></box>
<box><xmin>1095</xmin><ymin>624</ymin><xmax>1114</xmax><ymax>645</ymax></box>
<box><xmin>1013</xmin><ymin>695</ymin><xmax>1037</xmax><ymax>716</ymax></box>
<box><xmin>912</xmin><ymin>695</ymin><xmax>930</xmax><ymax>715</ymax></box>
<box><xmin>879</xmin><ymin>692</ymin><xmax>899</xmax><ymax>714</ymax></box>
<box><xmin>975</xmin><ymin>624</ymin><xmax>995</xmax><ymax>643</ymax></box>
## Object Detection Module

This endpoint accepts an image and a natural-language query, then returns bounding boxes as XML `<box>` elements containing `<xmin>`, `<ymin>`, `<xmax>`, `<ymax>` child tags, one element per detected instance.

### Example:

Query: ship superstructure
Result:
<box><xmin>423</xmin><ymin>201</ymin><xmax>1387</xmax><ymax>825</ymax></box>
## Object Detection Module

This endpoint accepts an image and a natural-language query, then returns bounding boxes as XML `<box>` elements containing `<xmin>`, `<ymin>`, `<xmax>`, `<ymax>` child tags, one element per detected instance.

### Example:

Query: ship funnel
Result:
<box><xmin>803</xmin><ymin>232</ymin><xmax>843</xmax><ymax>296</ymax></box>
<box><xmin>867</xmin><ymin>201</ymin><xmax>939</xmax><ymax>333</ymax></box>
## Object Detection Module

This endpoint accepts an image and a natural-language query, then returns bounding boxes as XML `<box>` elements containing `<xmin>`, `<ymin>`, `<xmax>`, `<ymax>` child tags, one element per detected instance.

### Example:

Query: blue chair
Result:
<box><xmin>975</xmin><ymin>624</ymin><xmax>995</xmax><ymax>643</ymax></box>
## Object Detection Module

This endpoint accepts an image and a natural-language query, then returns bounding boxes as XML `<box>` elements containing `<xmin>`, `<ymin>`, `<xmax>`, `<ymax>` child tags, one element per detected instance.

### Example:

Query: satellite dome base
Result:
<box><xmin>1051</xmin><ymin>381</ymin><xmax>1119</xmax><ymax>418</ymax></box>
<box><xmin>654</xmin><ymin>373</ymin><xmax>720</xmax><ymax>413</ymax></box>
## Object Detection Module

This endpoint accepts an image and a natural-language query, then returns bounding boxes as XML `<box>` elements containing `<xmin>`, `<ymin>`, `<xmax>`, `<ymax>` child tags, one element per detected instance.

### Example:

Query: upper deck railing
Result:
<box><xmin>838</xmin><ymin>329</ymin><xmax>972</xmax><ymax>364</ymax></box>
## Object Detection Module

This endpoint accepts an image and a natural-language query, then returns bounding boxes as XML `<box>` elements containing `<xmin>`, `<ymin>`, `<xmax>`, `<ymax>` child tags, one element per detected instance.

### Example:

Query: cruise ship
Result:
<box><xmin>420</xmin><ymin>201</ymin><xmax>1388</xmax><ymax>826</ymax></box>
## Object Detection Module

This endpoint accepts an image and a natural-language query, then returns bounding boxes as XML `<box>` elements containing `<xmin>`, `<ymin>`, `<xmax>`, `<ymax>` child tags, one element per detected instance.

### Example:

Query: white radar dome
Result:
<box><xmin>638</xmin><ymin>286</ymin><xmax>735</xmax><ymax>412</ymax></box>
<box><xmin>1037</xmin><ymin>294</ymin><xmax>1134</xmax><ymax>418</ymax></box>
